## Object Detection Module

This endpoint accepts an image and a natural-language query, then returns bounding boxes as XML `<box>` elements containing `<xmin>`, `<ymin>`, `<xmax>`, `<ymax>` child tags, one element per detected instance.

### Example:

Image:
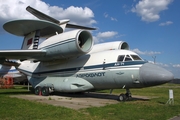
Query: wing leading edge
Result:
<box><xmin>0</xmin><ymin>50</ymin><xmax>46</xmax><ymax>62</ymax></box>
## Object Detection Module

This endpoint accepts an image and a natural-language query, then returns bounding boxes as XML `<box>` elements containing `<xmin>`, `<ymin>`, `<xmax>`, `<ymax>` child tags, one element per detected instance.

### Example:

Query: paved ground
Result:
<box><xmin>10</xmin><ymin>92</ymin><xmax>150</xmax><ymax>110</ymax></box>
<box><xmin>170</xmin><ymin>116</ymin><xmax>180</xmax><ymax>120</ymax></box>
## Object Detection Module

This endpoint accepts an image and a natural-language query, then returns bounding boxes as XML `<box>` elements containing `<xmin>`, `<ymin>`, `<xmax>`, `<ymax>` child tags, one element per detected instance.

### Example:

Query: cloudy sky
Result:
<box><xmin>0</xmin><ymin>0</ymin><xmax>180</xmax><ymax>78</ymax></box>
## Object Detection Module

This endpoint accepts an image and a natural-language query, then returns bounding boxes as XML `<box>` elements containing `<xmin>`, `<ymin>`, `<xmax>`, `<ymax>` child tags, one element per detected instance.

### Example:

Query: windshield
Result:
<box><xmin>117</xmin><ymin>55</ymin><xmax>125</xmax><ymax>62</ymax></box>
<box><xmin>131</xmin><ymin>55</ymin><xmax>142</xmax><ymax>61</ymax></box>
<box><xmin>117</xmin><ymin>54</ymin><xmax>142</xmax><ymax>62</ymax></box>
<box><xmin>117</xmin><ymin>55</ymin><xmax>132</xmax><ymax>62</ymax></box>
<box><xmin>124</xmin><ymin>55</ymin><xmax>132</xmax><ymax>61</ymax></box>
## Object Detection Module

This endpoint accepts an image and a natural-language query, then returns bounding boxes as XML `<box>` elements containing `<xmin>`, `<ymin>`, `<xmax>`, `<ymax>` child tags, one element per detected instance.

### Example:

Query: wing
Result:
<box><xmin>0</xmin><ymin>50</ymin><xmax>46</xmax><ymax>62</ymax></box>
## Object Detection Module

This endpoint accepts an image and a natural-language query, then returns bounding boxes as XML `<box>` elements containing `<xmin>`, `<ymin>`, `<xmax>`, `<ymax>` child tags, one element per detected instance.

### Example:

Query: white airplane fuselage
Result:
<box><xmin>17</xmin><ymin>49</ymin><xmax>173</xmax><ymax>93</ymax></box>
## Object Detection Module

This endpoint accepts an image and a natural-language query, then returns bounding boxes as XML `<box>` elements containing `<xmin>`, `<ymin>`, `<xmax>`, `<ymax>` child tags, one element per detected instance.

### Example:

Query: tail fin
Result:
<box><xmin>21</xmin><ymin>30</ymin><xmax>40</xmax><ymax>50</ymax></box>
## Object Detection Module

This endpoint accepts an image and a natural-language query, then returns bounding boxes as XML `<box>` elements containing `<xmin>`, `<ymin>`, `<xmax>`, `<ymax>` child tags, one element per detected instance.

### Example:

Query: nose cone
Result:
<box><xmin>139</xmin><ymin>63</ymin><xmax>174</xmax><ymax>87</ymax></box>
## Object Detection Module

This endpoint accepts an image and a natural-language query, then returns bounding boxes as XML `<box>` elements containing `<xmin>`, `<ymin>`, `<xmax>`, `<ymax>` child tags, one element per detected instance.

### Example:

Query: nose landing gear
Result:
<box><xmin>118</xmin><ymin>89</ymin><xmax>132</xmax><ymax>101</ymax></box>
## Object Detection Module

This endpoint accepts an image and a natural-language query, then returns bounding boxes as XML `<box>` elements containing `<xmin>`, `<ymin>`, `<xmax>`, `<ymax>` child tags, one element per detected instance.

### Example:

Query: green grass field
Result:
<box><xmin>0</xmin><ymin>84</ymin><xmax>180</xmax><ymax>120</ymax></box>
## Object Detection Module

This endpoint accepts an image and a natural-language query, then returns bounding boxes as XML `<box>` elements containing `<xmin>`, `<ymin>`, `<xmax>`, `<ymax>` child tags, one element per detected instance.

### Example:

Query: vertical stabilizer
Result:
<box><xmin>21</xmin><ymin>30</ymin><xmax>40</xmax><ymax>50</ymax></box>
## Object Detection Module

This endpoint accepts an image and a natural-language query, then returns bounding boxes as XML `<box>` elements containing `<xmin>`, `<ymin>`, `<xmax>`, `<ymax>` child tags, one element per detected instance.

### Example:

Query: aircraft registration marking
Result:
<box><xmin>114</xmin><ymin>62</ymin><xmax>124</xmax><ymax>66</ymax></box>
<box><xmin>76</xmin><ymin>72</ymin><xmax>105</xmax><ymax>78</ymax></box>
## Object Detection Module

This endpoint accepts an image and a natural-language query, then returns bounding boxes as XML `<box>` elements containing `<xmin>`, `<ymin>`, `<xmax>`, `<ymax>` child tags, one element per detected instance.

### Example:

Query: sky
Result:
<box><xmin>0</xmin><ymin>0</ymin><xmax>180</xmax><ymax>78</ymax></box>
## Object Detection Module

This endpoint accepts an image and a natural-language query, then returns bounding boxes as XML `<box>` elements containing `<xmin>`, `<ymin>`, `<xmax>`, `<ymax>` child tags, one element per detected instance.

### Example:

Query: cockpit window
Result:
<box><xmin>117</xmin><ymin>55</ymin><xmax>133</xmax><ymax>62</ymax></box>
<box><xmin>131</xmin><ymin>55</ymin><xmax>142</xmax><ymax>60</ymax></box>
<box><xmin>117</xmin><ymin>55</ymin><xmax>125</xmax><ymax>62</ymax></box>
<box><xmin>124</xmin><ymin>55</ymin><xmax>132</xmax><ymax>61</ymax></box>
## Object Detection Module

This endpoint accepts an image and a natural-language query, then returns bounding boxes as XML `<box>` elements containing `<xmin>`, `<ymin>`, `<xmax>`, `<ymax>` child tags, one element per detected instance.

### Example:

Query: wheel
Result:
<box><xmin>118</xmin><ymin>93</ymin><xmax>126</xmax><ymax>101</ymax></box>
<box><xmin>41</xmin><ymin>87</ymin><xmax>49</xmax><ymax>96</ymax></box>
<box><xmin>35</xmin><ymin>86</ymin><xmax>41</xmax><ymax>95</ymax></box>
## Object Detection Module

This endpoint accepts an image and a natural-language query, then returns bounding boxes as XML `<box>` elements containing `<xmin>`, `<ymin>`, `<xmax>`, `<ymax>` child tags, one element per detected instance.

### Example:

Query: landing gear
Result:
<box><xmin>119</xmin><ymin>93</ymin><xmax>127</xmax><ymax>101</ymax></box>
<box><xmin>41</xmin><ymin>87</ymin><xmax>49</xmax><ymax>96</ymax></box>
<box><xmin>118</xmin><ymin>89</ymin><xmax>132</xmax><ymax>101</ymax></box>
<box><xmin>34</xmin><ymin>86</ymin><xmax>50</xmax><ymax>96</ymax></box>
<box><xmin>35</xmin><ymin>86</ymin><xmax>41</xmax><ymax>95</ymax></box>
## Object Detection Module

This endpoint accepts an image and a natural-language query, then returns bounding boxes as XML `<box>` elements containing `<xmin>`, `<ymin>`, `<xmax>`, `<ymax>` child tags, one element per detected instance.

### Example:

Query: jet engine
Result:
<box><xmin>89</xmin><ymin>41</ymin><xmax>129</xmax><ymax>53</ymax></box>
<box><xmin>39</xmin><ymin>29</ymin><xmax>93</xmax><ymax>60</ymax></box>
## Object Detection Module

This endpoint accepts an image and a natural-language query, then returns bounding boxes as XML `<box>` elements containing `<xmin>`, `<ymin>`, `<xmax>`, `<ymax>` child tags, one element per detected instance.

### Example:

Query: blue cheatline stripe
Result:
<box><xmin>18</xmin><ymin>61</ymin><xmax>147</xmax><ymax>75</ymax></box>
<box><xmin>8</xmin><ymin>69</ymin><xmax>18</xmax><ymax>72</ymax></box>
<box><xmin>40</xmin><ymin>38</ymin><xmax>75</xmax><ymax>50</ymax></box>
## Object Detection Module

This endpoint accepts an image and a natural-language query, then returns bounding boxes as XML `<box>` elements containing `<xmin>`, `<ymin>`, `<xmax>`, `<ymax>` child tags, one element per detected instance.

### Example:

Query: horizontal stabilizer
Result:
<box><xmin>26</xmin><ymin>6</ymin><xmax>96</xmax><ymax>30</ymax></box>
<box><xmin>0</xmin><ymin>50</ymin><xmax>46</xmax><ymax>61</ymax></box>
<box><xmin>26</xmin><ymin>6</ymin><xmax>60</xmax><ymax>24</ymax></box>
<box><xmin>66</xmin><ymin>24</ymin><xmax>96</xmax><ymax>30</ymax></box>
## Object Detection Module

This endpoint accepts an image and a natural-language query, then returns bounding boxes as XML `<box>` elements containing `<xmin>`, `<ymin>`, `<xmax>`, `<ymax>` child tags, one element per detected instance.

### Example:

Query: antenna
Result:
<box><xmin>152</xmin><ymin>56</ymin><xmax>156</xmax><ymax>64</ymax></box>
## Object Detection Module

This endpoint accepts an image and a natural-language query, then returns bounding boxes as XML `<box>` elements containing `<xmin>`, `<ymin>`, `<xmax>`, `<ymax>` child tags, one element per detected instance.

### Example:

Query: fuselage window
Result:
<box><xmin>131</xmin><ymin>55</ymin><xmax>142</xmax><ymax>60</ymax></box>
<box><xmin>124</xmin><ymin>55</ymin><xmax>132</xmax><ymax>61</ymax></box>
<box><xmin>117</xmin><ymin>55</ymin><xmax>125</xmax><ymax>62</ymax></box>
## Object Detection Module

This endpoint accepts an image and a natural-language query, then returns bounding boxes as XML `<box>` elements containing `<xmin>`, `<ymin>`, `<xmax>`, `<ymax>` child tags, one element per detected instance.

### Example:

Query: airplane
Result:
<box><xmin>0</xmin><ymin>64</ymin><xmax>27</xmax><ymax>84</ymax></box>
<box><xmin>0</xmin><ymin>6</ymin><xmax>174</xmax><ymax>101</ymax></box>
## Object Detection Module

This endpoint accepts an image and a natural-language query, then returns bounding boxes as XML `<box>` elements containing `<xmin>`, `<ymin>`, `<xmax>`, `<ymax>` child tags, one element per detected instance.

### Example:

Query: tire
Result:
<box><xmin>41</xmin><ymin>87</ymin><xmax>49</xmax><ymax>96</ymax></box>
<box><xmin>118</xmin><ymin>94</ymin><xmax>126</xmax><ymax>101</ymax></box>
<box><xmin>35</xmin><ymin>86</ymin><xmax>41</xmax><ymax>95</ymax></box>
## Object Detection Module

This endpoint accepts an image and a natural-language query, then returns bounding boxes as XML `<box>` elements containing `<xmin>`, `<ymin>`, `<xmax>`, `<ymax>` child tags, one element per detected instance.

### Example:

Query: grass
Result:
<box><xmin>0</xmin><ymin>84</ymin><xmax>180</xmax><ymax>120</ymax></box>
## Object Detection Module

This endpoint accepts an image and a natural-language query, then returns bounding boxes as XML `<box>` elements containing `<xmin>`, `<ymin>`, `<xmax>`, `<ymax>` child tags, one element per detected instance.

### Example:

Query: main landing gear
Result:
<box><xmin>34</xmin><ymin>86</ymin><xmax>52</xmax><ymax>96</ymax></box>
<box><xmin>118</xmin><ymin>89</ymin><xmax>132</xmax><ymax>101</ymax></box>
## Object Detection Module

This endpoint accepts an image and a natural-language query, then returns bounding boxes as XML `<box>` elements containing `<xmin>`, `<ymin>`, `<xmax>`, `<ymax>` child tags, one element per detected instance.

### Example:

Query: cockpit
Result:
<box><xmin>117</xmin><ymin>54</ymin><xmax>142</xmax><ymax>62</ymax></box>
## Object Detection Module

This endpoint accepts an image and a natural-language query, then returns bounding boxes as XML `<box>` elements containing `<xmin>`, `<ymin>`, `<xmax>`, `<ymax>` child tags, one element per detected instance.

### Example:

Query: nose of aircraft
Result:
<box><xmin>139</xmin><ymin>63</ymin><xmax>174</xmax><ymax>87</ymax></box>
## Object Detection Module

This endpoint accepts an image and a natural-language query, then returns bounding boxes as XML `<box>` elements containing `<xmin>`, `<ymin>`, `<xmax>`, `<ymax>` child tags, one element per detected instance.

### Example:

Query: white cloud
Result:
<box><xmin>173</xmin><ymin>64</ymin><xmax>180</xmax><ymax>68</ymax></box>
<box><xmin>94</xmin><ymin>31</ymin><xmax>118</xmax><ymax>43</ymax></box>
<box><xmin>111</xmin><ymin>17</ymin><xmax>118</xmax><ymax>21</ymax></box>
<box><xmin>132</xmin><ymin>48</ymin><xmax>161</xmax><ymax>55</ymax></box>
<box><xmin>159</xmin><ymin>21</ymin><xmax>173</xmax><ymax>26</ymax></box>
<box><xmin>123</xmin><ymin>4</ymin><xmax>132</xmax><ymax>14</ymax></box>
<box><xmin>104</xmin><ymin>12</ymin><xmax>118</xmax><ymax>21</ymax></box>
<box><xmin>97</xmin><ymin>31</ymin><xmax>118</xmax><ymax>38</ymax></box>
<box><xmin>104</xmin><ymin>13</ymin><xmax>108</xmax><ymax>18</ymax></box>
<box><xmin>131</xmin><ymin>0</ymin><xmax>173</xmax><ymax>22</ymax></box>
<box><xmin>0</xmin><ymin>0</ymin><xmax>37</xmax><ymax>21</ymax></box>
<box><xmin>51</xmin><ymin>6</ymin><xmax>96</xmax><ymax>25</ymax></box>
<box><xmin>156</xmin><ymin>62</ymin><xmax>169</xmax><ymax>67</ymax></box>
<box><xmin>0</xmin><ymin>0</ymin><xmax>96</xmax><ymax>33</ymax></box>
<box><xmin>148</xmin><ymin>61</ymin><xmax>169</xmax><ymax>67</ymax></box>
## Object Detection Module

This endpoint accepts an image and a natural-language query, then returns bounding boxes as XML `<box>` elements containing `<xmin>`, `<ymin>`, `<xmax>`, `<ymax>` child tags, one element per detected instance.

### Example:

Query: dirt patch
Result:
<box><xmin>10</xmin><ymin>92</ymin><xmax>151</xmax><ymax>110</ymax></box>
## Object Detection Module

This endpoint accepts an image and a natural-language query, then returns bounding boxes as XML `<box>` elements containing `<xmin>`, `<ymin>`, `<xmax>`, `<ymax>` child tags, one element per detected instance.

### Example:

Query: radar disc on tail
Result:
<box><xmin>3</xmin><ymin>19</ymin><xmax>63</xmax><ymax>37</ymax></box>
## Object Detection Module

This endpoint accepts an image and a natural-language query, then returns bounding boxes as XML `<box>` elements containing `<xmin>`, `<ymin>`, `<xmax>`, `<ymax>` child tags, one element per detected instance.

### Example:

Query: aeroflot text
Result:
<box><xmin>76</xmin><ymin>72</ymin><xmax>105</xmax><ymax>78</ymax></box>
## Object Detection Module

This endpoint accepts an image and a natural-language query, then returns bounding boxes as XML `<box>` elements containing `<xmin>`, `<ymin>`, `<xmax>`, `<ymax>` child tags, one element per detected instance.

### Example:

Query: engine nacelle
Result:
<box><xmin>39</xmin><ymin>29</ymin><xmax>93</xmax><ymax>60</ymax></box>
<box><xmin>89</xmin><ymin>41</ymin><xmax>129</xmax><ymax>53</ymax></box>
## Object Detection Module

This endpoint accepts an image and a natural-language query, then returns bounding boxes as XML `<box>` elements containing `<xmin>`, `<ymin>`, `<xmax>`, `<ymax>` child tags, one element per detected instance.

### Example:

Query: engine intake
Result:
<box><xmin>77</xmin><ymin>30</ymin><xmax>93</xmax><ymax>53</ymax></box>
<box><xmin>119</xmin><ymin>41</ymin><xmax>129</xmax><ymax>50</ymax></box>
